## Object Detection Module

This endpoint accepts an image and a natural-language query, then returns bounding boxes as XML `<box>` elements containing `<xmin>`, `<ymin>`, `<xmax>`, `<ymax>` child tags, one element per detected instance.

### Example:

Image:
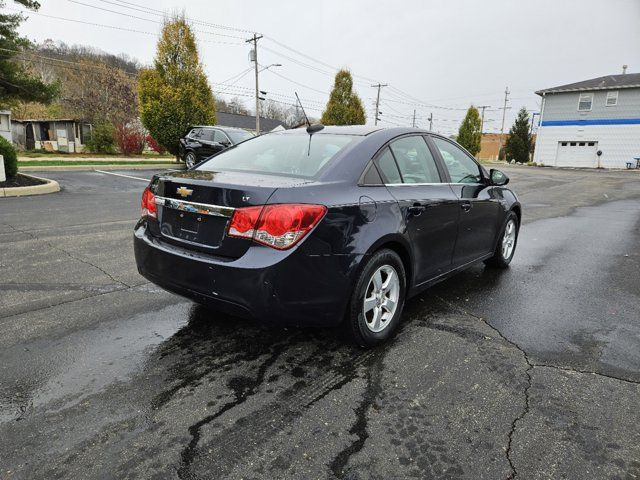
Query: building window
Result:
<box><xmin>606</xmin><ymin>91</ymin><xmax>618</xmax><ymax>106</ymax></box>
<box><xmin>577</xmin><ymin>93</ymin><xmax>593</xmax><ymax>111</ymax></box>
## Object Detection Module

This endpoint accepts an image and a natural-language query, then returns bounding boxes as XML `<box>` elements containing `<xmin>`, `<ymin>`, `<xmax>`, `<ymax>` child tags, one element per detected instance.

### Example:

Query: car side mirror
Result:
<box><xmin>490</xmin><ymin>169</ymin><xmax>509</xmax><ymax>186</ymax></box>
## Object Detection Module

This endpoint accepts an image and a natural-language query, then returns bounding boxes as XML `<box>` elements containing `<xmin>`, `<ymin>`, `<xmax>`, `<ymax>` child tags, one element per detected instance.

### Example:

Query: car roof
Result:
<box><xmin>278</xmin><ymin>125</ymin><xmax>438</xmax><ymax>137</ymax></box>
<box><xmin>190</xmin><ymin>125</ymin><xmax>248</xmax><ymax>132</ymax></box>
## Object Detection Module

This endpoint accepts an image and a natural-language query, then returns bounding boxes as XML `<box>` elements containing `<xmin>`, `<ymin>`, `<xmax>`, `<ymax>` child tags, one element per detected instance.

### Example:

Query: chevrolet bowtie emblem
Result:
<box><xmin>176</xmin><ymin>186</ymin><xmax>193</xmax><ymax>198</ymax></box>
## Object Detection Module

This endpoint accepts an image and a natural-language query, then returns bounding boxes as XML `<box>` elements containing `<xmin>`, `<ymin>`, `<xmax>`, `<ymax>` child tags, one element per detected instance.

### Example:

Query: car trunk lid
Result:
<box><xmin>149</xmin><ymin>169</ymin><xmax>311</xmax><ymax>258</ymax></box>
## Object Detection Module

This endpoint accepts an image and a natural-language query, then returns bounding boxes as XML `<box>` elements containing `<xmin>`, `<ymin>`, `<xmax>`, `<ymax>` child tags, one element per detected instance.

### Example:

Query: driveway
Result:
<box><xmin>1</xmin><ymin>166</ymin><xmax>639</xmax><ymax>479</ymax></box>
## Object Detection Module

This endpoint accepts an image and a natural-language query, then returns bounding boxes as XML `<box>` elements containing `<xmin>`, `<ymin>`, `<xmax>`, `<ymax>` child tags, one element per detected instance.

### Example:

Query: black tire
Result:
<box><xmin>185</xmin><ymin>151</ymin><xmax>197</xmax><ymax>169</ymax></box>
<box><xmin>346</xmin><ymin>249</ymin><xmax>406</xmax><ymax>347</ymax></box>
<box><xmin>484</xmin><ymin>211</ymin><xmax>519</xmax><ymax>268</ymax></box>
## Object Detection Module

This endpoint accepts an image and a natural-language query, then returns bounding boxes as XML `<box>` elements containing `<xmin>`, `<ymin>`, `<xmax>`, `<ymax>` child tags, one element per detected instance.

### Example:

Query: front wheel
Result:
<box><xmin>184</xmin><ymin>151</ymin><xmax>197</xmax><ymax>169</ymax></box>
<box><xmin>484</xmin><ymin>211</ymin><xmax>519</xmax><ymax>268</ymax></box>
<box><xmin>346</xmin><ymin>249</ymin><xmax>406</xmax><ymax>347</ymax></box>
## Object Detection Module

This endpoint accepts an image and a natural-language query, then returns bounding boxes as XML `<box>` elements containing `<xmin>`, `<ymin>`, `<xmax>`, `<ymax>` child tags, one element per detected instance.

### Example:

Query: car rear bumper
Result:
<box><xmin>133</xmin><ymin>222</ymin><xmax>358</xmax><ymax>326</ymax></box>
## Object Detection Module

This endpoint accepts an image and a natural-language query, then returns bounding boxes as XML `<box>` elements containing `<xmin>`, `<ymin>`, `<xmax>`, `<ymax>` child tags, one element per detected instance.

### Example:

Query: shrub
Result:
<box><xmin>85</xmin><ymin>123</ymin><xmax>116</xmax><ymax>154</ymax></box>
<box><xmin>114</xmin><ymin>123</ymin><xmax>146</xmax><ymax>156</ymax></box>
<box><xmin>0</xmin><ymin>136</ymin><xmax>18</xmax><ymax>178</ymax></box>
<box><xmin>146</xmin><ymin>135</ymin><xmax>166</xmax><ymax>154</ymax></box>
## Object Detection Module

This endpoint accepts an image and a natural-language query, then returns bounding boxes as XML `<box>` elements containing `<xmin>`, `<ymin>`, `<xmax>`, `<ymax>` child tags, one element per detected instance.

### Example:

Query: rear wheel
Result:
<box><xmin>346</xmin><ymin>249</ymin><xmax>406</xmax><ymax>347</ymax></box>
<box><xmin>185</xmin><ymin>151</ymin><xmax>197</xmax><ymax>169</ymax></box>
<box><xmin>484</xmin><ymin>211</ymin><xmax>519</xmax><ymax>268</ymax></box>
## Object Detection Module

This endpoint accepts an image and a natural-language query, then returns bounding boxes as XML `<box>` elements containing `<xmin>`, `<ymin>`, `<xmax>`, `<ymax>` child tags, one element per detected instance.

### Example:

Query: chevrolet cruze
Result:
<box><xmin>134</xmin><ymin>126</ymin><xmax>520</xmax><ymax>346</ymax></box>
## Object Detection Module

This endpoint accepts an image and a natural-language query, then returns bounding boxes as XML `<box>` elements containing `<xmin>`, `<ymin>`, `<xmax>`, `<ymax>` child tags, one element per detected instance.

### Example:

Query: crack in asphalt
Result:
<box><xmin>433</xmin><ymin>295</ymin><xmax>533</xmax><ymax>480</ymax></box>
<box><xmin>433</xmin><ymin>294</ymin><xmax>640</xmax><ymax>479</ymax></box>
<box><xmin>3</xmin><ymin>222</ymin><xmax>131</xmax><ymax>288</ymax></box>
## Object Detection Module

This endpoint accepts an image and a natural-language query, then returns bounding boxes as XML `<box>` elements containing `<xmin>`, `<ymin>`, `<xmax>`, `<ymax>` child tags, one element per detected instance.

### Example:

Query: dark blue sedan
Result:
<box><xmin>134</xmin><ymin>126</ymin><xmax>521</xmax><ymax>346</ymax></box>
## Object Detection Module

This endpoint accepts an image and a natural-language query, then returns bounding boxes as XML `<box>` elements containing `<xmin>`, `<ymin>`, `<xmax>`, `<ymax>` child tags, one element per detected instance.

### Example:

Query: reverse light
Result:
<box><xmin>141</xmin><ymin>187</ymin><xmax>157</xmax><ymax>218</ymax></box>
<box><xmin>228</xmin><ymin>204</ymin><xmax>327</xmax><ymax>250</ymax></box>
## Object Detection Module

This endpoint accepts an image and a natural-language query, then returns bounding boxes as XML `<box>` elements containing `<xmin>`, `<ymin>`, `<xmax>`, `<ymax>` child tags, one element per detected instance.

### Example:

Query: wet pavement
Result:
<box><xmin>1</xmin><ymin>167</ymin><xmax>639</xmax><ymax>479</ymax></box>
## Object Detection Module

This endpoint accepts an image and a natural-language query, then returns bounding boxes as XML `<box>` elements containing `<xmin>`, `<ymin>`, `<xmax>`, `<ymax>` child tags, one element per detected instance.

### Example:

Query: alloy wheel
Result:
<box><xmin>502</xmin><ymin>219</ymin><xmax>517</xmax><ymax>259</ymax></box>
<box><xmin>363</xmin><ymin>265</ymin><xmax>400</xmax><ymax>333</ymax></box>
<box><xmin>185</xmin><ymin>152</ymin><xmax>196</xmax><ymax>169</ymax></box>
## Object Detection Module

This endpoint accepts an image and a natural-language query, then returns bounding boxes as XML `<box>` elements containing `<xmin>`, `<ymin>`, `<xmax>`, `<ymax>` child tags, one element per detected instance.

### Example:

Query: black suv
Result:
<box><xmin>179</xmin><ymin>126</ymin><xmax>254</xmax><ymax>168</ymax></box>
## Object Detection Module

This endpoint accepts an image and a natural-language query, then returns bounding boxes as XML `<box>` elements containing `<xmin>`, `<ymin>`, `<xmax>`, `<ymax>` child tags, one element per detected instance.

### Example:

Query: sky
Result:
<box><xmin>12</xmin><ymin>0</ymin><xmax>640</xmax><ymax>135</ymax></box>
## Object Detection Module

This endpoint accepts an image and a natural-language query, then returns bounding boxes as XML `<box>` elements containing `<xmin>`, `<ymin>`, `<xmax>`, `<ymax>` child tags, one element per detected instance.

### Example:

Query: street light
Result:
<box><xmin>259</xmin><ymin>63</ymin><xmax>282</xmax><ymax>73</ymax></box>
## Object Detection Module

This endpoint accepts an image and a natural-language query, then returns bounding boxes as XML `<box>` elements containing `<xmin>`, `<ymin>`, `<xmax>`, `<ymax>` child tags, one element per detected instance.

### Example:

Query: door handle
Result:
<box><xmin>461</xmin><ymin>201</ymin><xmax>472</xmax><ymax>212</ymax></box>
<box><xmin>408</xmin><ymin>203</ymin><xmax>426</xmax><ymax>216</ymax></box>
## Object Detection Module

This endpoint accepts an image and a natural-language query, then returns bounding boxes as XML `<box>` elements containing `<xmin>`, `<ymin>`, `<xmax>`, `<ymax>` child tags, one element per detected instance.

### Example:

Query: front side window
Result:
<box><xmin>606</xmin><ymin>91</ymin><xmax>618</xmax><ymax>106</ymax></box>
<box><xmin>198</xmin><ymin>133</ymin><xmax>360</xmax><ymax>178</ymax></box>
<box><xmin>578</xmin><ymin>93</ymin><xmax>593</xmax><ymax>111</ymax></box>
<box><xmin>432</xmin><ymin>137</ymin><xmax>482</xmax><ymax>184</ymax></box>
<box><xmin>389</xmin><ymin>136</ymin><xmax>441</xmax><ymax>183</ymax></box>
<box><xmin>213</xmin><ymin>130</ymin><xmax>230</xmax><ymax>144</ymax></box>
<box><xmin>226</xmin><ymin>129</ymin><xmax>253</xmax><ymax>144</ymax></box>
<box><xmin>188</xmin><ymin>128</ymin><xmax>202</xmax><ymax>139</ymax></box>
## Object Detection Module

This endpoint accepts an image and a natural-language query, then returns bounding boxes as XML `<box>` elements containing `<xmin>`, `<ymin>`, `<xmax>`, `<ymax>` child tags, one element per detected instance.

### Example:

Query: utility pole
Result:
<box><xmin>499</xmin><ymin>87</ymin><xmax>510</xmax><ymax>152</ymax></box>
<box><xmin>428</xmin><ymin>112</ymin><xmax>433</xmax><ymax>131</ymax></box>
<box><xmin>246</xmin><ymin>33</ymin><xmax>263</xmax><ymax>134</ymax></box>
<box><xmin>371</xmin><ymin>83</ymin><xmax>388</xmax><ymax>126</ymax></box>
<box><xmin>412</xmin><ymin>109</ymin><xmax>416</xmax><ymax>128</ymax></box>
<box><xmin>478</xmin><ymin>105</ymin><xmax>491</xmax><ymax>135</ymax></box>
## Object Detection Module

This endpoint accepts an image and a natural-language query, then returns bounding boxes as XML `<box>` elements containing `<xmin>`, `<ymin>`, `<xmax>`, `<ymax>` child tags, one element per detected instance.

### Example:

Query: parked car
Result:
<box><xmin>135</xmin><ymin>126</ymin><xmax>521</xmax><ymax>346</ymax></box>
<box><xmin>178</xmin><ymin>125</ymin><xmax>254</xmax><ymax>168</ymax></box>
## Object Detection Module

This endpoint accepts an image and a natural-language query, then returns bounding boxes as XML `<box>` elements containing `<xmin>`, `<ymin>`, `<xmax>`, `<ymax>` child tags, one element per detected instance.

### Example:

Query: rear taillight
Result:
<box><xmin>228</xmin><ymin>204</ymin><xmax>327</xmax><ymax>250</ymax></box>
<box><xmin>141</xmin><ymin>187</ymin><xmax>157</xmax><ymax>218</ymax></box>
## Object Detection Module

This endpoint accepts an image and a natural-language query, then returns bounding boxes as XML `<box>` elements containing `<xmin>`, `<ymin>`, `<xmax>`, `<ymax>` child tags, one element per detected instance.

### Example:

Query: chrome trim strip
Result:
<box><xmin>155</xmin><ymin>196</ymin><xmax>235</xmax><ymax>218</ymax></box>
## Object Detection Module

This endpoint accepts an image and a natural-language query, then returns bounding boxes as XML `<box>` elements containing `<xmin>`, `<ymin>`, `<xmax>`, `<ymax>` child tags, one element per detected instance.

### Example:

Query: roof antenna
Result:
<box><xmin>295</xmin><ymin>92</ymin><xmax>324</xmax><ymax>134</ymax></box>
<box><xmin>295</xmin><ymin>91</ymin><xmax>324</xmax><ymax>156</ymax></box>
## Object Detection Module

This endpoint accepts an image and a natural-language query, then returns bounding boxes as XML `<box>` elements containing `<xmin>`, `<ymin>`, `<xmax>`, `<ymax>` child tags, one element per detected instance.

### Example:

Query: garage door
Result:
<box><xmin>555</xmin><ymin>141</ymin><xmax>598</xmax><ymax>167</ymax></box>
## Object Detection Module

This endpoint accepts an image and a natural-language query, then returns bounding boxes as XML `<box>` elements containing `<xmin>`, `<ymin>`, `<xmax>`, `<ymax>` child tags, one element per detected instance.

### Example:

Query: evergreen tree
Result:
<box><xmin>0</xmin><ymin>0</ymin><xmax>59</xmax><ymax>106</ymax></box>
<box><xmin>456</xmin><ymin>106</ymin><xmax>482</xmax><ymax>156</ymax></box>
<box><xmin>138</xmin><ymin>15</ymin><xmax>215</xmax><ymax>156</ymax></box>
<box><xmin>505</xmin><ymin>107</ymin><xmax>532</xmax><ymax>164</ymax></box>
<box><xmin>320</xmin><ymin>70</ymin><xmax>366</xmax><ymax>125</ymax></box>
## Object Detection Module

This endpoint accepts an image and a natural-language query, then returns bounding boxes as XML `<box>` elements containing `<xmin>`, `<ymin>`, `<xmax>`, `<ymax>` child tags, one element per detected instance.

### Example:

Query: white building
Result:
<box><xmin>533</xmin><ymin>71</ymin><xmax>640</xmax><ymax>168</ymax></box>
<box><xmin>0</xmin><ymin>110</ymin><xmax>12</xmax><ymax>143</ymax></box>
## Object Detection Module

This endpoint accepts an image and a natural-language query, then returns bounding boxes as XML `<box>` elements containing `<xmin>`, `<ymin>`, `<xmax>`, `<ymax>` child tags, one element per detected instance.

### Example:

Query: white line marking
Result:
<box><xmin>94</xmin><ymin>170</ymin><xmax>150</xmax><ymax>182</ymax></box>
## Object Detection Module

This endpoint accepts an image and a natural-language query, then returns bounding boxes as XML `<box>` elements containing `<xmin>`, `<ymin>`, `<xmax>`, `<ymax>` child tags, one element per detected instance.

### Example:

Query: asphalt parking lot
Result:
<box><xmin>1</xmin><ymin>166</ymin><xmax>640</xmax><ymax>479</ymax></box>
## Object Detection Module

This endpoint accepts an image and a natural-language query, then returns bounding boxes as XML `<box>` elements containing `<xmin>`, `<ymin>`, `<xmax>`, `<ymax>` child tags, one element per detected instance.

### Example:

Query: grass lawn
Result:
<box><xmin>19</xmin><ymin>151</ymin><xmax>174</xmax><ymax>159</ymax></box>
<box><xmin>18</xmin><ymin>160</ymin><xmax>179</xmax><ymax>166</ymax></box>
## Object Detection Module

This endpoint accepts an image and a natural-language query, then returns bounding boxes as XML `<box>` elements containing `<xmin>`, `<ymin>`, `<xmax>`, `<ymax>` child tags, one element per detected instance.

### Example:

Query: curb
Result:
<box><xmin>1</xmin><ymin>174</ymin><xmax>60</xmax><ymax>198</ymax></box>
<box><xmin>18</xmin><ymin>164</ymin><xmax>183</xmax><ymax>172</ymax></box>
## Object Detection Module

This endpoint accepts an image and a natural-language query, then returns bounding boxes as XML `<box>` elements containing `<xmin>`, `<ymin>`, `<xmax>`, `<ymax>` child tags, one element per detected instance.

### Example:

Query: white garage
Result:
<box><xmin>554</xmin><ymin>141</ymin><xmax>599</xmax><ymax>167</ymax></box>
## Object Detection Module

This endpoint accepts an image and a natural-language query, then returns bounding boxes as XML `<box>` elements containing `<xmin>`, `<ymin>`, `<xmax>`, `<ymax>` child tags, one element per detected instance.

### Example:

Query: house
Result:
<box><xmin>216</xmin><ymin>112</ymin><xmax>286</xmax><ymax>133</ymax></box>
<box><xmin>0</xmin><ymin>110</ymin><xmax>12</xmax><ymax>142</ymax></box>
<box><xmin>479</xmin><ymin>133</ymin><xmax>536</xmax><ymax>161</ymax></box>
<box><xmin>533</xmin><ymin>69</ymin><xmax>640</xmax><ymax>168</ymax></box>
<box><xmin>11</xmin><ymin>118</ymin><xmax>92</xmax><ymax>152</ymax></box>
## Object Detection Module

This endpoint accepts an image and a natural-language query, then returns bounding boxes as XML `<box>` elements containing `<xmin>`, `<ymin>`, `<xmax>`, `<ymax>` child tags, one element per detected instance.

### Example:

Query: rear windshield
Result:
<box><xmin>226</xmin><ymin>129</ymin><xmax>253</xmax><ymax>144</ymax></box>
<box><xmin>197</xmin><ymin>133</ymin><xmax>359</xmax><ymax>178</ymax></box>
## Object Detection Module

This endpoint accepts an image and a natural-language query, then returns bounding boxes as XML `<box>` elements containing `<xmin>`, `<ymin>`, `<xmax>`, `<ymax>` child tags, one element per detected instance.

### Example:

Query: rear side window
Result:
<box><xmin>201</xmin><ymin>129</ymin><xmax>215</xmax><ymax>141</ymax></box>
<box><xmin>198</xmin><ymin>133</ymin><xmax>360</xmax><ymax>178</ymax></box>
<box><xmin>376</xmin><ymin>147</ymin><xmax>402</xmax><ymax>184</ymax></box>
<box><xmin>432</xmin><ymin>137</ymin><xmax>482</xmax><ymax>184</ymax></box>
<box><xmin>389</xmin><ymin>136</ymin><xmax>441</xmax><ymax>183</ymax></box>
<box><xmin>361</xmin><ymin>162</ymin><xmax>383</xmax><ymax>185</ymax></box>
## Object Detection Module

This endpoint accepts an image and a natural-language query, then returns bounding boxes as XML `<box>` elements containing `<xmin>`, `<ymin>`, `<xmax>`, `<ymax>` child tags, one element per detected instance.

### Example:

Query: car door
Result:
<box><xmin>429</xmin><ymin>136</ymin><xmax>501</xmax><ymax>266</ymax></box>
<box><xmin>376</xmin><ymin>135</ymin><xmax>460</xmax><ymax>284</ymax></box>
<box><xmin>197</xmin><ymin>128</ymin><xmax>218</xmax><ymax>159</ymax></box>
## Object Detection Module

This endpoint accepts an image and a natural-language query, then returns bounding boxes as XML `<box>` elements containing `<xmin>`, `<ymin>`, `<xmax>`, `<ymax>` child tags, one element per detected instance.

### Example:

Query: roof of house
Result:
<box><xmin>12</xmin><ymin>118</ymin><xmax>80</xmax><ymax>123</ymax></box>
<box><xmin>216</xmin><ymin>111</ymin><xmax>286</xmax><ymax>131</ymax></box>
<box><xmin>536</xmin><ymin>73</ymin><xmax>640</xmax><ymax>95</ymax></box>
